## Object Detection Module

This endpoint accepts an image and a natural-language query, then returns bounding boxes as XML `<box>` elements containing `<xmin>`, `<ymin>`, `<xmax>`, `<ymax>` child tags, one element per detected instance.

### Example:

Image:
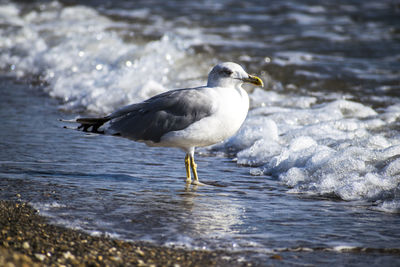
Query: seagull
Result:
<box><xmin>73</xmin><ymin>62</ymin><xmax>263</xmax><ymax>184</ymax></box>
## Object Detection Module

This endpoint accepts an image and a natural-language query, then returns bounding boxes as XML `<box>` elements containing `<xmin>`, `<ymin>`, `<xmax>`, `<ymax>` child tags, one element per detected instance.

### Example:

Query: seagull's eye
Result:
<box><xmin>220</xmin><ymin>68</ymin><xmax>233</xmax><ymax>76</ymax></box>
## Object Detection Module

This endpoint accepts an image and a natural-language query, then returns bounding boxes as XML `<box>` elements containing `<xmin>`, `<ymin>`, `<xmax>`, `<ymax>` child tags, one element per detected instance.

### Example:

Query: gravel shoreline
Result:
<box><xmin>0</xmin><ymin>200</ymin><xmax>258</xmax><ymax>267</ymax></box>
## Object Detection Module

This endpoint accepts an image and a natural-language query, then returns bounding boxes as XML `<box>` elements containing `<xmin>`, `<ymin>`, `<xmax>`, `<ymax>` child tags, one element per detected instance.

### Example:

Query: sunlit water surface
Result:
<box><xmin>0</xmin><ymin>0</ymin><xmax>400</xmax><ymax>265</ymax></box>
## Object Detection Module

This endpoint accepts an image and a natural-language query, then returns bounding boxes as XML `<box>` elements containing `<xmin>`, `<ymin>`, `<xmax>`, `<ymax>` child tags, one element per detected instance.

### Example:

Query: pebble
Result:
<box><xmin>135</xmin><ymin>248</ymin><xmax>145</xmax><ymax>256</ymax></box>
<box><xmin>22</xmin><ymin>242</ymin><xmax>30</xmax><ymax>250</ymax></box>
<box><xmin>63</xmin><ymin>251</ymin><xmax>75</xmax><ymax>260</ymax></box>
<box><xmin>34</xmin><ymin>253</ymin><xmax>46</xmax><ymax>261</ymax></box>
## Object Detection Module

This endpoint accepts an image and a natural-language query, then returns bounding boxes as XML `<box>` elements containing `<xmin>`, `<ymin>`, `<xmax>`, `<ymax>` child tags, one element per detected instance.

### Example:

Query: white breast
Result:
<box><xmin>160</xmin><ymin>86</ymin><xmax>249</xmax><ymax>152</ymax></box>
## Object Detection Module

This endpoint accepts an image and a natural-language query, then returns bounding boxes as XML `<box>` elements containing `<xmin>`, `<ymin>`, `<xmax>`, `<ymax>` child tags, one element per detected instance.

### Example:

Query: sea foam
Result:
<box><xmin>215</xmin><ymin>89</ymin><xmax>400</xmax><ymax>211</ymax></box>
<box><xmin>0</xmin><ymin>2</ymin><xmax>201</xmax><ymax>114</ymax></box>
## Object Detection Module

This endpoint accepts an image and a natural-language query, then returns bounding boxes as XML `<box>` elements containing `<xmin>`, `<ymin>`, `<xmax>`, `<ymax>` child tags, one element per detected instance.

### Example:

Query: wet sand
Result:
<box><xmin>0</xmin><ymin>200</ymin><xmax>260</xmax><ymax>267</ymax></box>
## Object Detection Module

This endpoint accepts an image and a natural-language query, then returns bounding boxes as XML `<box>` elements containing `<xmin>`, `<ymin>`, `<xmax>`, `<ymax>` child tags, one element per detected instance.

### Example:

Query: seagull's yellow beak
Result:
<box><xmin>243</xmin><ymin>74</ymin><xmax>264</xmax><ymax>87</ymax></box>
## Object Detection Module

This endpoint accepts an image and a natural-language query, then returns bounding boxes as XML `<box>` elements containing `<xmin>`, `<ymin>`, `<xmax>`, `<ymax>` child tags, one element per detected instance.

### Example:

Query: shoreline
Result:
<box><xmin>2</xmin><ymin>201</ymin><xmax>399</xmax><ymax>267</ymax></box>
<box><xmin>0</xmin><ymin>200</ymin><xmax>256</xmax><ymax>266</ymax></box>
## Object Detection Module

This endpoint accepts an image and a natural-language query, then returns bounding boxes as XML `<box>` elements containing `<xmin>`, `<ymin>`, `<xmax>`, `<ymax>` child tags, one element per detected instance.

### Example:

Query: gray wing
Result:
<box><xmin>108</xmin><ymin>88</ymin><xmax>213</xmax><ymax>142</ymax></box>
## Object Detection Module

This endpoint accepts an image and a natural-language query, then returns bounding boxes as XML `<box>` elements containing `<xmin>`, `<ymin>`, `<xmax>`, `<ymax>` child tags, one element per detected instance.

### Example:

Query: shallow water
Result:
<box><xmin>1</xmin><ymin>0</ymin><xmax>400</xmax><ymax>265</ymax></box>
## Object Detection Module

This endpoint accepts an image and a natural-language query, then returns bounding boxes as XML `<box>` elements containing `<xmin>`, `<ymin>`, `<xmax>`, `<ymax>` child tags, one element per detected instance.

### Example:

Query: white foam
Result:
<box><xmin>273</xmin><ymin>51</ymin><xmax>316</xmax><ymax>66</ymax></box>
<box><xmin>374</xmin><ymin>200</ymin><xmax>400</xmax><ymax>213</ymax></box>
<box><xmin>250</xmin><ymin>88</ymin><xmax>317</xmax><ymax>109</ymax></box>
<box><xmin>332</xmin><ymin>245</ymin><xmax>358</xmax><ymax>252</ymax></box>
<box><xmin>0</xmin><ymin>2</ymin><xmax>202</xmax><ymax>114</ymax></box>
<box><xmin>287</xmin><ymin>12</ymin><xmax>326</xmax><ymax>25</ymax></box>
<box><xmin>31</xmin><ymin>201</ymin><xmax>67</xmax><ymax>212</ymax></box>
<box><xmin>217</xmin><ymin>88</ymin><xmax>400</xmax><ymax>211</ymax></box>
<box><xmin>381</xmin><ymin>103</ymin><xmax>400</xmax><ymax>123</ymax></box>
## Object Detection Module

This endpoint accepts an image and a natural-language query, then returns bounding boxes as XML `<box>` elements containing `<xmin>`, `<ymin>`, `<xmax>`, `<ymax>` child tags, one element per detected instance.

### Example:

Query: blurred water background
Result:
<box><xmin>0</xmin><ymin>0</ymin><xmax>400</xmax><ymax>265</ymax></box>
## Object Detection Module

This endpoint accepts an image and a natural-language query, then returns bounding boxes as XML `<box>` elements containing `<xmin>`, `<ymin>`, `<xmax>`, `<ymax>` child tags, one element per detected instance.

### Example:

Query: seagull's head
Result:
<box><xmin>207</xmin><ymin>62</ymin><xmax>264</xmax><ymax>88</ymax></box>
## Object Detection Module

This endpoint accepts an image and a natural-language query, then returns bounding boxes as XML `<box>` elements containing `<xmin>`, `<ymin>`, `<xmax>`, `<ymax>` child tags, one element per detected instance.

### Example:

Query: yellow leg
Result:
<box><xmin>185</xmin><ymin>154</ymin><xmax>191</xmax><ymax>183</ymax></box>
<box><xmin>189</xmin><ymin>155</ymin><xmax>199</xmax><ymax>183</ymax></box>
